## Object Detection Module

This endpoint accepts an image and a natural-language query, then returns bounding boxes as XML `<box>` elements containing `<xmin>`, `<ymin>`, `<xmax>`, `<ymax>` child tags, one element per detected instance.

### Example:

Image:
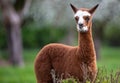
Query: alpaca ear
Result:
<box><xmin>89</xmin><ymin>4</ymin><xmax>99</xmax><ymax>14</ymax></box>
<box><xmin>70</xmin><ymin>3</ymin><xmax>78</xmax><ymax>13</ymax></box>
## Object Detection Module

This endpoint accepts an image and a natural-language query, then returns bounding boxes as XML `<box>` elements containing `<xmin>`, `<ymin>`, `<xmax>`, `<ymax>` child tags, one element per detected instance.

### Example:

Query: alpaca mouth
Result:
<box><xmin>78</xmin><ymin>24</ymin><xmax>88</xmax><ymax>32</ymax></box>
<box><xmin>79</xmin><ymin>24</ymin><xmax>84</xmax><ymax>29</ymax></box>
<box><xmin>77</xmin><ymin>25</ymin><xmax>88</xmax><ymax>32</ymax></box>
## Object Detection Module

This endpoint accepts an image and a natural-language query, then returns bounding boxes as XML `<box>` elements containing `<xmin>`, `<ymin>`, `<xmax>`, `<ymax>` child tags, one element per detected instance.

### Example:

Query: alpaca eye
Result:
<box><xmin>85</xmin><ymin>16</ymin><xmax>90</xmax><ymax>21</ymax></box>
<box><xmin>75</xmin><ymin>16</ymin><xmax>79</xmax><ymax>22</ymax></box>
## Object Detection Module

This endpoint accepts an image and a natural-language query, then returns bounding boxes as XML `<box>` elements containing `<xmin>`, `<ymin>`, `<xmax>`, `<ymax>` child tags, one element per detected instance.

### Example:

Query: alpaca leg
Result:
<box><xmin>34</xmin><ymin>55</ymin><xmax>53</xmax><ymax>83</ymax></box>
<box><xmin>34</xmin><ymin>62</ymin><xmax>53</xmax><ymax>83</ymax></box>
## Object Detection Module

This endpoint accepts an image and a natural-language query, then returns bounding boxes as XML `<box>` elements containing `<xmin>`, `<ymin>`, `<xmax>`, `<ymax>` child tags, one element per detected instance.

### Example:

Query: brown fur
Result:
<box><xmin>34</xmin><ymin>4</ymin><xmax>99</xmax><ymax>83</ymax></box>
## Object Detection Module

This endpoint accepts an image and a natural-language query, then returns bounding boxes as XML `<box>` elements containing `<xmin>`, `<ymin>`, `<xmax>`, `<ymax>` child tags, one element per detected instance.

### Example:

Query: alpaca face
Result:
<box><xmin>70</xmin><ymin>4</ymin><xmax>99</xmax><ymax>33</ymax></box>
<box><xmin>74</xmin><ymin>10</ymin><xmax>91</xmax><ymax>32</ymax></box>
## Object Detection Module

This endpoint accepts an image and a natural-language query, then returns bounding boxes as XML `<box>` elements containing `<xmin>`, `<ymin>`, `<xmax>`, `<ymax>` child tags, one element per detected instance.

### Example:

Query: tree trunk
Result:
<box><xmin>5</xmin><ymin>22</ymin><xmax>24</xmax><ymax>66</ymax></box>
<box><xmin>94</xmin><ymin>37</ymin><xmax>101</xmax><ymax>60</ymax></box>
<box><xmin>1</xmin><ymin>5</ymin><xmax>24</xmax><ymax>67</ymax></box>
<box><xmin>0</xmin><ymin>0</ymin><xmax>32</xmax><ymax>67</ymax></box>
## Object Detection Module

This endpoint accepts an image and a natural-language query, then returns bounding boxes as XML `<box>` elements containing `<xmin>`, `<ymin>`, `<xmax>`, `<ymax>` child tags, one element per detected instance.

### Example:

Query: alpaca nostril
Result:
<box><xmin>79</xmin><ymin>24</ymin><xmax>83</xmax><ymax>28</ymax></box>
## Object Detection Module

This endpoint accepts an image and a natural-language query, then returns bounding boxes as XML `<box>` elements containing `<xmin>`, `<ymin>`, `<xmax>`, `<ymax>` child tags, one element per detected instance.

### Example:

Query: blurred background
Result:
<box><xmin>0</xmin><ymin>0</ymin><xmax>120</xmax><ymax>82</ymax></box>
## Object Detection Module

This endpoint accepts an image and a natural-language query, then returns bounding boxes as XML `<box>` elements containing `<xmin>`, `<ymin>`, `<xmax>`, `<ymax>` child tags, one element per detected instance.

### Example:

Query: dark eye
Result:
<box><xmin>75</xmin><ymin>16</ymin><xmax>79</xmax><ymax>22</ymax></box>
<box><xmin>85</xmin><ymin>16</ymin><xmax>90</xmax><ymax>21</ymax></box>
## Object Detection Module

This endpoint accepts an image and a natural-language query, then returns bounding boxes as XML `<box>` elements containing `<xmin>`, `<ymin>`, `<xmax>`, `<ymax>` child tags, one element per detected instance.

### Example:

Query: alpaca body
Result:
<box><xmin>34</xmin><ymin>32</ymin><xmax>97</xmax><ymax>83</ymax></box>
<box><xmin>34</xmin><ymin>3</ymin><xmax>99</xmax><ymax>83</ymax></box>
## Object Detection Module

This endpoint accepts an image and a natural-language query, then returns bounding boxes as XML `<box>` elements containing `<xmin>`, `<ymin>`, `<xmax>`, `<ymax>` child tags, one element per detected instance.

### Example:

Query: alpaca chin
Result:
<box><xmin>77</xmin><ymin>25</ymin><xmax>88</xmax><ymax>33</ymax></box>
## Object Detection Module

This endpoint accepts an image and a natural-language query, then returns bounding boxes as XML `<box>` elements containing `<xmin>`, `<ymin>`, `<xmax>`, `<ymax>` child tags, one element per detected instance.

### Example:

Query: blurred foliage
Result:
<box><xmin>0</xmin><ymin>24</ymin><xmax>67</xmax><ymax>49</ymax></box>
<box><xmin>0</xmin><ymin>27</ymin><xmax>7</xmax><ymax>49</ymax></box>
<box><xmin>104</xmin><ymin>23</ymin><xmax>120</xmax><ymax>47</ymax></box>
<box><xmin>1</xmin><ymin>22</ymin><xmax>120</xmax><ymax>49</ymax></box>
<box><xmin>22</xmin><ymin>25</ymin><xmax>67</xmax><ymax>48</ymax></box>
<box><xmin>13</xmin><ymin>0</ymin><xmax>25</xmax><ymax>11</ymax></box>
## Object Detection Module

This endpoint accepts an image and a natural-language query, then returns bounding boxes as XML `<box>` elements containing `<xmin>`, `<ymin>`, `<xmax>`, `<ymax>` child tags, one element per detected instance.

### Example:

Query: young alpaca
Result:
<box><xmin>34</xmin><ymin>4</ymin><xmax>99</xmax><ymax>83</ymax></box>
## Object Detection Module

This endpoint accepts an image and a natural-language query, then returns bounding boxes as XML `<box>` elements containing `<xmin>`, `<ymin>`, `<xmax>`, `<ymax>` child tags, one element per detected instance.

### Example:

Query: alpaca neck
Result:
<box><xmin>78</xmin><ymin>25</ymin><xmax>96</xmax><ymax>63</ymax></box>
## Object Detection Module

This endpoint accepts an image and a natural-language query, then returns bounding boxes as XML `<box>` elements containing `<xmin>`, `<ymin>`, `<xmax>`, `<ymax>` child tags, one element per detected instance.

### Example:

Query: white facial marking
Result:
<box><xmin>75</xmin><ymin>10</ymin><xmax>91</xmax><ymax>24</ymax></box>
<box><xmin>74</xmin><ymin>10</ymin><xmax>91</xmax><ymax>32</ymax></box>
<box><xmin>77</xmin><ymin>25</ymin><xmax>88</xmax><ymax>32</ymax></box>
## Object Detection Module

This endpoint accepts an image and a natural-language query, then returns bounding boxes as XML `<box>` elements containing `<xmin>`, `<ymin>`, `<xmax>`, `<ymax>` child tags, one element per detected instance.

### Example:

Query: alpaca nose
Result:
<box><xmin>79</xmin><ymin>24</ymin><xmax>83</xmax><ymax>28</ymax></box>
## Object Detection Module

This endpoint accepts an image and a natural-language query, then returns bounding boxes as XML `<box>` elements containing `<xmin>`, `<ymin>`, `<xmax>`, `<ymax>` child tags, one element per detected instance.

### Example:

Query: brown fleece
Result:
<box><xmin>34</xmin><ymin>27</ymin><xmax>97</xmax><ymax>83</ymax></box>
<box><xmin>34</xmin><ymin>5</ymin><xmax>98</xmax><ymax>83</ymax></box>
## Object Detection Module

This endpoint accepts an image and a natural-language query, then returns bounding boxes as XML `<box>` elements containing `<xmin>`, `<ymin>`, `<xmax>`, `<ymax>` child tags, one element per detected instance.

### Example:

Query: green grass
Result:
<box><xmin>98</xmin><ymin>46</ymin><xmax>120</xmax><ymax>71</ymax></box>
<box><xmin>0</xmin><ymin>48</ymin><xmax>39</xmax><ymax>83</ymax></box>
<box><xmin>0</xmin><ymin>46</ymin><xmax>120</xmax><ymax>83</ymax></box>
<box><xmin>0</xmin><ymin>66</ymin><xmax>36</xmax><ymax>83</ymax></box>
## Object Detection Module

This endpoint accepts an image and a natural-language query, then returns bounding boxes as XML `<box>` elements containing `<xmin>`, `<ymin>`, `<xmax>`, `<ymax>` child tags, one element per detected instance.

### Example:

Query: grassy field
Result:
<box><xmin>0</xmin><ymin>46</ymin><xmax>120</xmax><ymax>83</ymax></box>
<box><xmin>98</xmin><ymin>46</ymin><xmax>120</xmax><ymax>71</ymax></box>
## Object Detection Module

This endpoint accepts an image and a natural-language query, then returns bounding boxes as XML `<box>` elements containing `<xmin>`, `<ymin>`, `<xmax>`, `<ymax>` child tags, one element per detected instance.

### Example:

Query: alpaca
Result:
<box><xmin>34</xmin><ymin>3</ymin><xmax>99</xmax><ymax>83</ymax></box>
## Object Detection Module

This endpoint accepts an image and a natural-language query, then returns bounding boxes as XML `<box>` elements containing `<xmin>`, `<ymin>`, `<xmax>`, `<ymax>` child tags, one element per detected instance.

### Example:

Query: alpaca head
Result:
<box><xmin>70</xmin><ymin>4</ymin><xmax>99</xmax><ymax>33</ymax></box>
